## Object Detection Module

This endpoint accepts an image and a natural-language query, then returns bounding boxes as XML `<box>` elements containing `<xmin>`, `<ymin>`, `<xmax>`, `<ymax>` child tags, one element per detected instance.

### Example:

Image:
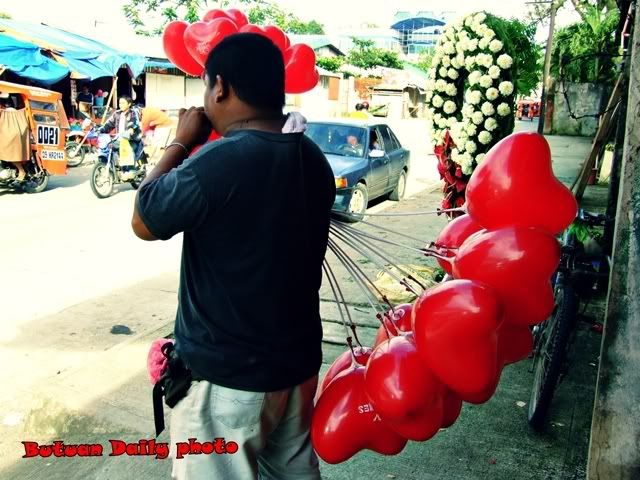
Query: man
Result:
<box><xmin>131</xmin><ymin>33</ymin><xmax>335</xmax><ymax>479</ymax></box>
<box><xmin>76</xmin><ymin>85</ymin><xmax>94</xmax><ymax>118</ymax></box>
<box><xmin>349</xmin><ymin>102</ymin><xmax>368</xmax><ymax>120</ymax></box>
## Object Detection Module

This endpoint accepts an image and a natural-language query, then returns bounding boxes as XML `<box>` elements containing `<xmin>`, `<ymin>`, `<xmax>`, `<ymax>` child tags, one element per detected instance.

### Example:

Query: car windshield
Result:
<box><xmin>306</xmin><ymin>123</ymin><xmax>367</xmax><ymax>158</ymax></box>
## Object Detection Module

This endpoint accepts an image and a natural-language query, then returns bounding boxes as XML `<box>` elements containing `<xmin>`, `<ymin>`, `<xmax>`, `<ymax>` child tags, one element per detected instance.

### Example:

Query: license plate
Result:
<box><xmin>41</xmin><ymin>150</ymin><xmax>66</xmax><ymax>161</ymax></box>
<box><xmin>36</xmin><ymin>125</ymin><xmax>60</xmax><ymax>146</ymax></box>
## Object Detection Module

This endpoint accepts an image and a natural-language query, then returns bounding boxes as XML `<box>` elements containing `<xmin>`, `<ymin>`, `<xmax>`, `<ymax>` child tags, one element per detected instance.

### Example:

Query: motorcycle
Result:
<box><xmin>90</xmin><ymin>134</ymin><xmax>148</xmax><ymax>199</ymax></box>
<box><xmin>65</xmin><ymin>119</ymin><xmax>99</xmax><ymax>167</ymax></box>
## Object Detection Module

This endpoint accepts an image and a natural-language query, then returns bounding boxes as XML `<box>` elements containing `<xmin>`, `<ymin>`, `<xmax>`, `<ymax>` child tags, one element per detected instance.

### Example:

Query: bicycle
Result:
<box><xmin>527</xmin><ymin>209</ymin><xmax>610</xmax><ymax>431</ymax></box>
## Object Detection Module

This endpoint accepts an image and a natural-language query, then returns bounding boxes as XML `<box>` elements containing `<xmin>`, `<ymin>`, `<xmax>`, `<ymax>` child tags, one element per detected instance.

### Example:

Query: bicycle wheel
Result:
<box><xmin>528</xmin><ymin>283</ymin><xmax>578</xmax><ymax>430</ymax></box>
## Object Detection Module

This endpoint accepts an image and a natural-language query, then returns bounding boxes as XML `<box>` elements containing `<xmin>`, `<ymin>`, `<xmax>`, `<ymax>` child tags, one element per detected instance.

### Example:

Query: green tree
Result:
<box><xmin>347</xmin><ymin>38</ymin><xmax>403</xmax><ymax>70</ymax></box>
<box><xmin>316</xmin><ymin>56</ymin><xmax>344</xmax><ymax>72</ymax></box>
<box><xmin>123</xmin><ymin>0</ymin><xmax>324</xmax><ymax>36</ymax></box>
<box><xmin>409</xmin><ymin>49</ymin><xmax>435</xmax><ymax>73</ymax></box>
<box><xmin>550</xmin><ymin>6</ymin><xmax>619</xmax><ymax>83</ymax></box>
<box><xmin>528</xmin><ymin>0</ymin><xmax>618</xmax><ymax>25</ymax></box>
<box><xmin>0</xmin><ymin>11</ymin><xmax>12</xmax><ymax>19</ymax></box>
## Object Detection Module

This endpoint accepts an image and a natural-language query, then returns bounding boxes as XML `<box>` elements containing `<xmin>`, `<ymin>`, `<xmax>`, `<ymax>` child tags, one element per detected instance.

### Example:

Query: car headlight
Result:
<box><xmin>335</xmin><ymin>177</ymin><xmax>348</xmax><ymax>189</ymax></box>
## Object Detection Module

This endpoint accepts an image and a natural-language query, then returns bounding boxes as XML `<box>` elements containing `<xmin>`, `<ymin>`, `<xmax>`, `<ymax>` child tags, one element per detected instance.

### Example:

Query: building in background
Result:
<box><xmin>390</xmin><ymin>10</ymin><xmax>454</xmax><ymax>58</ymax></box>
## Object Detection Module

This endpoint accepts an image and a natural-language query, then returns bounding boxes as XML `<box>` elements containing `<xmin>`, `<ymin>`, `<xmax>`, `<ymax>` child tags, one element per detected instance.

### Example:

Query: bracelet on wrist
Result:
<box><xmin>166</xmin><ymin>142</ymin><xmax>190</xmax><ymax>155</ymax></box>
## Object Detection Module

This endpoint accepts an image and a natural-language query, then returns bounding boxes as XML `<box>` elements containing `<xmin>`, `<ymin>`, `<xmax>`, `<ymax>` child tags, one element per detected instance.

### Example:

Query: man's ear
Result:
<box><xmin>214</xmin><ymin>75</ymin><xmax>229</xmax><ymax>103</ymax></box>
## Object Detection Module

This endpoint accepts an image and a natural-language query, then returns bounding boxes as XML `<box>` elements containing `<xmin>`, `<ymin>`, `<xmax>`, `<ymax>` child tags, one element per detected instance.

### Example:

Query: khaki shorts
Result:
<box><xmin>170</xmin><ymin>375</ymin><xmax>321</xmax><ymax>480</ymax></box>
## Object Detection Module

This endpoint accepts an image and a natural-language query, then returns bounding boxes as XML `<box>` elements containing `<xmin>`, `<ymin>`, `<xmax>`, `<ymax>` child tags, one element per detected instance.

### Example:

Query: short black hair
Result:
<box><xmin>120</xmin><ymin>96</ymin><xmax>133</xmax><ymax>104</ymax></box>
<box><xmin>205</xmin><ymin>33</ymin><xmax>285</xmax><ymax>112</ymax></box>
<box><xmin>355</xmin><ymin>103</ymin><xmax>363</xmax><ymax>111</ymax></box>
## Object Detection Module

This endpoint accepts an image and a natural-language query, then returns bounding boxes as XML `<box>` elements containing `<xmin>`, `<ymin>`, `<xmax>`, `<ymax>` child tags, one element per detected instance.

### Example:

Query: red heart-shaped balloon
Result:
<box><xmin>238</xmin><ymin>23</ymin><xmax>268</xmax><ymax>35</ymax></box>
<box><xmin>225</xmin><ymin>8</ymin><xmax>249</xmax><ymax>28</ymax></box>
<box><xmin>264</xmin><ymin>25</ymin><xmax>290</xmax><ymax>52</ymax></box>
<box><xmin>386</xmin><ymin>396</ymin><xmax>444</xmax><ymax>441</ymax></box>
<box><xmin>184</xmin><ymin>18</ymin><xmax>238</xmax><ymax>66</ymax></box>
<box><xmin>311</xmin><ymin>366</ymin><xmax>408</xmax><ymax>464</ymax></box>
<box><xmin>373</xmin><ymin>304</ymin><xmax>413</xmax><ymax>347</ymax></box>
<box><xmin>497</xmin><ymin>322</ymin><xmax>533</xmax><ymax>365</ymax></box>
<box><xmin>202</xmin><ymin>8</ymin><xmax>231</xmax><ymax>22</ymax></box>
<box><xmin>365</xmin><ymin>334</ymin><xmax>443</xmax><ymax>421</ymax></box>
<box><xmin>466</xmin><ymin>132</ymin><xmax>578</xmax><ymax>235</ymax></box>
<box><xmin>434</xmin><ymin>214</ymin><xmax>484</xmax><ymax>275</ymax></box>
<box><xmin>452</xmin><ymin>227</ymin><xmax>560</xmax><ymax>326</ymax></box>
<box><xmin>413</xmin><ymin>280</ymin><xmax>501</xmax><ymax>397</ymax></box>
<box><xmin>442</xmin><ymin>389</ymin><xmax>463</xmax><ymax>428</ymax></box>
<box><xmin>284</xmin><ymin>44</ymin><xmax>319</xmax><ymax>93</ymax></box>
<box><xmin>162</xmin><ymin>21</ymin><xmax>204</xmax><ymax>77</ymax></box>
<box><xmin>318</xmin><ymin>346</ymin><xmax>372</xmax><ymax>395</ymax></box>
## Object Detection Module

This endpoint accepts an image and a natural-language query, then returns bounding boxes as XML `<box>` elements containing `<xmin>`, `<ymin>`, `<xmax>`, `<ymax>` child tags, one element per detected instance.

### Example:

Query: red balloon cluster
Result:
<box><xmin>162</xmin><ymin>8</ymin><xmax>319</xmax><ymax>93</ymax></box>
<box><xmin>312</xmin><ymin>132</ymin><xmax>577</xmax><ymax>464</ymax></box>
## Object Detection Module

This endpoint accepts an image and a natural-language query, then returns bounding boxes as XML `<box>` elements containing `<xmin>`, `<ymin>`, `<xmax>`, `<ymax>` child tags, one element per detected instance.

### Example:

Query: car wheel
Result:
<box><xmin>344</xmin><ymin>183</ymin><xmax>368</xmax><ymax>222</ymax></box>
<box><xmin>389</xmin><ymin>170</ymin><xmax>407</xmax><ymax>201</ymax></box>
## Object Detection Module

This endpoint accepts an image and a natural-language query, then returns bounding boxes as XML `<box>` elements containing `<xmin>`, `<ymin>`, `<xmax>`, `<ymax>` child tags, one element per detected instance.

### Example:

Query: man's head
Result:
<box><xmin>203</xmin><ymin>33</ymin><xmax>285</xmax><ymax>133</ymax></box>
<box><xmin>81</xmin><ymin>85</ymin><xmax>89</xmax><ymax>93</ymax></box>
<box><xmin>361</xmin><ymin>101</ymin><xmax>369</xmax><ymax>110</ymax></box>
<box><xmin>346</xmin><ymin>130</ymin><xmax>361</xmax><ymax>146</ymax></box>
<box><xmin>355</xmin><ymin>103</ymin><xmax>363</xmax><ymax>111</ymax></box>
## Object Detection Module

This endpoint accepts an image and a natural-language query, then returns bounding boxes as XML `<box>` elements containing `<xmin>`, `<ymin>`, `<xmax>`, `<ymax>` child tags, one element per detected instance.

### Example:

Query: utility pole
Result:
<box><xmin>537</xmin><ymin>0</ymin><xmax>558</xmax><ymax>135</ymax></box>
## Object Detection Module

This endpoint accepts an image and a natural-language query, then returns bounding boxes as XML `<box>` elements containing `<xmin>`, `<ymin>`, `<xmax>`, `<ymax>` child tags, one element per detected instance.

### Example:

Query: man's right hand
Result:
<box><xmin>174</xmin><ymin>107</ymin><xmax>212</xmax><ymax>151</ymax></box>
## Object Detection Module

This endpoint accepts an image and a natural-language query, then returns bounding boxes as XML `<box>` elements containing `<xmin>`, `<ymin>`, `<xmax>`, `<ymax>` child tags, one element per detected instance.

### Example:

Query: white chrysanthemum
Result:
<box><xmin>474</xmin><ymin>12</ymin><xmax>487</xmax><ymax>24</ymax></box>
<box><xmin>467</xmin><ymin>38</ymin><xmax>479</xmax><ymax>52</ymax></box>
<box><xmin>497</xmin><ymin>54</ymin><xmax>514</xmax><ymax>69</ymax></box>
<box><xmin>462</xmin><ymin>104</ymin><xmax>475</xmax><ymax>117</ymax></box>
<box><xmin>475</xmin><ymin>153</ymin><xmax>487</xmax><ymax>164</ymax></box>
<box><xmin>481</xmin><ymin>102</ymin><xmax>495</xmax><ymax>116</ymax></box>
<box><xmin>465</xmin><ymin>123</ymin><xmax>478</xmax><ymax>136</ymax></box>
<box><xmin>426</xmin><ymin>92</ymin><xmax>434</xmax><ymax>103</ymax></box>
<box><xmin>467</xmin><ymin>90</ymin><xmax>482</xmax><ymax>105</ymax></box>
<box><xmin>478</xmin><ymin>130</ymin><xmax>493</xmax><ymax>145</ymax></box>
<box><xmin>439</xmin><ymin>67</ymin><xmax>448</xmax><ymax>78</ymax></box>
<box><xmin>465</xmin><ymin>56</ymin><xmax>476</xmax><ymax>69</ymax></box>
<box><xmin>432</xmin><ymin>95</ymin><xmax>444</xmax><ymax>108</ymax></box>
<box><xmin>445</xmin><ymin>83</ymin><xmax>457</xmax><ymax>96</ymax></box>
<box><xmin>465</xmin><ymin>140</ymin><xmax>478</xmax><ymax>154</ymax></box>
<box><xmin>446</xmin><ymin>117</ymin><xmax>457</xmax><ymax>128</ymax></box>
<box><xmin>433</xmin><ymin>112</ymin><xmax>442</xmax><ymax>122</ymax></box>
<box><xmin>448</xmin><ymin>68</ymin><xmax>459</xmax><ymax>80</ymax></box>
<box><xmin>441</xmin><ymin>56</ymin><xmax>451</xmax><ymax>67</ymax></box>
<box><xmin>499</xmin><ymin>81</ymin><xmax>514</xmax><ymax>96</ymax></box>
<box><xmin>472</xmin><ymin>111</ymin><xmax>484</xmax><ymax>125</ymax></box>
<box><xmin>485</xmin><ymin>117</ymin><xmax>498</xmax><ymax>131</ymax></box>
<box><xmin>489</xmin><ymin>65</ymin><xmax>501</xmax><ymax>79</ymax></box>
<box><xmin>437</xmin><ymin>117</ymin><xmax>448</xmax><ymax>128</ymax></box>
<box><xmin>457</xmin><ymin>40</ymin><xmax>469</xmax><ymax>53</ymax></box>
<box><xmin>451</xmin><ymin>148</ymin><xmax>460</xmax><ymax>162</ymax></box>
<box><xmin>465</xmin><ymin>16</ymin><xmax>474</xmax><ymax>27</ymax></box>
<box><xmin>480</xmin><ymin>75</ymin><xmax>493</xmax><ymax>89</ymax></box>
<box><xmin>435</xmin><ymin>79</ymin><xmax>448</xmax><ymax>91</ymax></box>
<box><xmin>454</xmin><ymin>18</ymin><xmax>464</xmax><ymax>29</ymax></box>
<box><xmin>482</xmin><ymin>55</ymin><xmax>493</xmax><ymax>68</ymax></box>
<box><xmin>486</xmin><ymin>87</ymin><xmax>499</xmax><ymax>101</ymax></box>
<box><xmin>443</xmin><ymin>100</ymin><xmax>457</xmax><ymax>114</ymax></box>
<box><xmin>450</xmin><ymin>57</ymin><xmax>461</xmax><ymax>69</ymax></box>
<box><xmin>428</xmin><ymin>68</ymin><xmax>437</xmax><ymax>78</ymax></box>
<box><xmin>471</xmin><ymin>22</ymin><xmax>483</xmax><ymax>35</ymax></box>
<box><xmin>427</xmin><ymin>79</ymin><xmax>436</xmax><ymax>91</ymax></box>
<box><xmin>489</xmin><ymin>40</ymin><xmax>503</xmax><ymax>53</ymax></box>
<box><xmin>469</xmin><ymin>71</ymin><xmax>482</xmax><ymax>86</ymax></box>
<box><xmin>443</xmin><ymin>42</ymin><xmax>456</xmax><ymax>55</ymax></box>
<box><xmin>484</xmin><ymin>29</ymin><xmax>496</xmax><ymax>40</ymax></box>
<box><xmin>445</xmin><ymin>28</ymin><xmax>456</xmax><ymax>40</ymax></box>
<box><xmin>479</xmin><ymin>37</ymin><xmax>490</xmax><ymax>50</ymax></box>
<box><xmin>497</xmin><ymin>103</ymin><xmax>511</xmax><ymax>116</ymax></box>
<box><xmin>456</xmin><ymin>52</ymin><xmax>465</xmax><ymax>65</ymax></box>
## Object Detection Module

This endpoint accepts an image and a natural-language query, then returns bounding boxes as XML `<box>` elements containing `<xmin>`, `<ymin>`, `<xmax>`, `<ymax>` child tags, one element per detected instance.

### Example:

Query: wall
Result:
<box><xmin>145</xmin><ymin>73</ymin><xmax>185</xmax><ymax>111</ymax></box>
<box><xmin>550</xmin><ymin>82</ymin><xmax>609</xmax><ymax>136</ymax></box>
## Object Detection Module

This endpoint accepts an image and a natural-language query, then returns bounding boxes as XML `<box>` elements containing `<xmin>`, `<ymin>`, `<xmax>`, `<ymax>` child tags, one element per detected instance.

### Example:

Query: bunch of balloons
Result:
<box><xmin>162</xmin><ymin>8</ymin><xmax>319</xmax><ymax>94</ymax></box>
<box><xmin>311</xmin><ymin>132</ymin><xmax>578</xmax><ymax>464</ymax></box>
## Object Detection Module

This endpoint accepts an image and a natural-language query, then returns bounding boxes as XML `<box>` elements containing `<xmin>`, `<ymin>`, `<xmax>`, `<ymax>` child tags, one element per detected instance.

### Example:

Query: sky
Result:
<box><xmin>0</xmin><ymin>0</ymin><xmax>581</xmax><ymax>50</ymax></box>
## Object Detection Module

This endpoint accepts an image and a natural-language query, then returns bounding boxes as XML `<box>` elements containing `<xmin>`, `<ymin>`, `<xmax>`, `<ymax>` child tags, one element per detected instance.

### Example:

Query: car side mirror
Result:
<box><xmin>369</xmin><ymin>149</ymin><xmax>384</xmax><ymax>158</ymax></box>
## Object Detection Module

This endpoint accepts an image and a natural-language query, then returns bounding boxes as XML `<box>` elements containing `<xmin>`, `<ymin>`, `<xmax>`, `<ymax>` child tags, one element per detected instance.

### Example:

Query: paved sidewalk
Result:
<box><xmin>0</xmin><ymin>131</ymin><xmax>599</xmax><ymax>480</ymax></box>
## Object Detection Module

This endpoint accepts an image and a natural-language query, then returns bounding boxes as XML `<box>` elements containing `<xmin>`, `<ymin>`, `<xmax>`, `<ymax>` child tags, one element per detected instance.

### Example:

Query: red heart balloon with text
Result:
<box><xmin>162</xmin><ymin>21</ymin><xmax>204</xmax><ymax>77</ymax></box>
<box><xmin>452</xmin><ymin>227</ymin><xmax>560</xmax><ymax>326</ymax></box>
<box><xmin>466</xmin><ymin>132</ymin><xmax>578</xmax><ymax>235</ymax></box>
<box><xmin>184</xmin><ymin>18</ymin><xmax>239</xmax><ymax>66</ymax></box>
<box><xmin>373</xmin><ymin>304</ymin><xmax>413</xmax><ymax>347</ymax></box>
<box><xmin>413</xmin><ymin>280</ymin><xmax>501</xmax><ymax>398</ymax></box>
<box><xmin>284</xmin><ymin>44</ymin><xmax>319</xmax><ymax>93</ymax></box>
<box><xmin>434</xmin><ymin>214</ymin><xmax>484</xmax><ymax>275</ymax></box>
<box><xmin>311</xmin><ymin>366</ymin><xmax>408</xmax><ymax>464</ymax></box>
<box><xmin>318</xmin><ymin>346</ymin><xmax>372</xmax><ymax>395</ymax></box>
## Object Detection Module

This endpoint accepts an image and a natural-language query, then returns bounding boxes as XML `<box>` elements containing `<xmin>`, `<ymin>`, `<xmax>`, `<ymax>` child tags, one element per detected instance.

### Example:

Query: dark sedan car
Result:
<box><xmin>305</xmin><ymin>120</ymin><xmax>410</xmax><ymax>220</ymax></box>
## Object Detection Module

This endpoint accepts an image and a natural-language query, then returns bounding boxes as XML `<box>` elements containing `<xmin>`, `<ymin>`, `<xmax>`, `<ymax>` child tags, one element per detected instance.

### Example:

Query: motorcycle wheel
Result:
<box><xmin>90</xmin><ymin>163</ymin><xmax>114</xmax><ymax>199</ymax></box>
<box><xmin>22</xmin><ymin>171</ymin><xmax>49</xmax><ymax>194</ymax></box>
<box><xmin>65</xmin><ymin>142</ymin><xmax>86</xmax><ymax>167</ymax></box>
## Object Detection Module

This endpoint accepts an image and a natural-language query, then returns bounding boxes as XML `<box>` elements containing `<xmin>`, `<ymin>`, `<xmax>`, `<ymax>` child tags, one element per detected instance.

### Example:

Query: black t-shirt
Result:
<box><xmin>137</xmin><ymin>130</ymin><xmax>336</xmax><ymax>392</ymax></box>
<box><xmin>77</xmin><ymin>92</ymin><xmax>94</xmax><ymax>103</ymax></box>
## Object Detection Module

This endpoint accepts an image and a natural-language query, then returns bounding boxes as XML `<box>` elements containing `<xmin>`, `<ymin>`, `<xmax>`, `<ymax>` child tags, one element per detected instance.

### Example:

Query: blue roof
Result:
<box><xmin>0</xmin><ymin>19</ymin><xmax>146</xmax><ymax>81</ymax></box>
<box><xmin>391</xmin><ymin>17</ymin><xmax>446</xmax><ymax>31</ymax></box>
<box><xmin>0</xmin><ymin>33</ymin><xmax>68</xmax><ymax>85</ymax></box>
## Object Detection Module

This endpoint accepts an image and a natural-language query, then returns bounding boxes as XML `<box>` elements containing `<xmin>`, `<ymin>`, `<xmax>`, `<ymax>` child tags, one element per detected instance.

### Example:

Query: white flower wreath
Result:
<box><xmin>426</xmin><ymin>12</ymin><xmax>516</xmax><ymax>175</ymax></box>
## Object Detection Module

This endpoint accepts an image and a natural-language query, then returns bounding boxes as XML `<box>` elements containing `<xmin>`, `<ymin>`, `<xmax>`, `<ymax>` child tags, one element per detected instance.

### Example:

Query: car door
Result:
<box><xmin>379</xmin><ymin>125</ymin><xmax>406</xmax><ymax>192</ymax></box>
<box><xmin>367</xmin><ymin>126</ymin><xmax>391</xmax><ymax>197</ymax></box>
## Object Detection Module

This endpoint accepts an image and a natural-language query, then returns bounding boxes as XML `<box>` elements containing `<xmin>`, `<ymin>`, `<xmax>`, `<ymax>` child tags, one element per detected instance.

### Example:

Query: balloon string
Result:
<box><xmin>322</xmin><ymin>261</ymin><xmax>353</xmax><ymax>347</ymax></box>
<box><xmin>331</xmin><ymin>223</ymin><xmax>429</xmax><ymax>294</ymax></box>
<box><xmin>330</xmin><ymin>221</ymin><xmax>428</xmax><ymax>256</ymax></box>
<box><xmin>337</xmin><ymin>217</ymin><xmax>432</xmax><ymax>246</ymax></box>
<box><xmin>331</xmin><ymin>206</ymin><xmax>466</xmax><ymax>218</ymax></box>
<box><xmin>422</xmin><ymin>248</ymin><xmax>455</xmax><ymax>263</ymax></box>
<box><xmin>323</xmin><ymin>259</ymin><xmax>364</xmax><ymax>348</ymax></box>
<box><xmin>330</xmin><ymin>226</ymin><xmax>422</xmax><ymax>298</ymax></box>
<box><xmin>327</xmin><ymin>238</ymin><xmax>388</xmax><ymax>317</ymax></box>
<box><xmin>327</xmin><ymin>238</ymin><xmax>394</xmax><ymax>340</ymax></box>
